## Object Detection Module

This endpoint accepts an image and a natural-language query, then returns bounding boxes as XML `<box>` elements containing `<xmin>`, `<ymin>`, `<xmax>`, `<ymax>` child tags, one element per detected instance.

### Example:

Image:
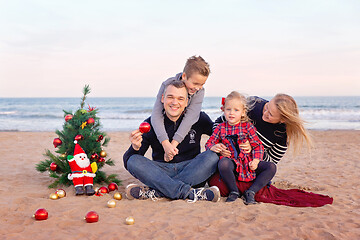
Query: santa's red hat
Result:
<box><xmin>73</xmin><ymin>140</ymin><xmax>85</xmax><ymax>156</ymax></box>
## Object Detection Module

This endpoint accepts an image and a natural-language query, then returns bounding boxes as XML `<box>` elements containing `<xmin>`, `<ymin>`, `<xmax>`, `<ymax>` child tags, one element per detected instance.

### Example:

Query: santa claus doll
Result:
<box><xmin>67</xmin><ymin>141</ymin><xmax>96</xmax><ymax>195</ymax></box>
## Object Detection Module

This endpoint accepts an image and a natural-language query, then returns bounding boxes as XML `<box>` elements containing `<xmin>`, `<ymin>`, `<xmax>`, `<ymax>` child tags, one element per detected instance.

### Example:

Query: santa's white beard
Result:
<box><xmin>74</xmin><ymin>154</ymin><xmax>91</xmax><ymax>168</ymax></box>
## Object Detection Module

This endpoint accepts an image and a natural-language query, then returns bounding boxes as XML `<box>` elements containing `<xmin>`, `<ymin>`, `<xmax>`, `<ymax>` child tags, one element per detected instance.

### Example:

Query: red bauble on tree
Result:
<box><xmin>108</xmin><ymin>182</ymin><xmax>118</xmax><ymax>192</ymax></box>
<box><xmin>33</xmin><ymin>208</ymin><xmax>48</xmax><ymax>221</ymax></box>
<box><xmin>85</xmin><ymin>211</ymin><xmax>99</xmax><ymax>223</ymax></box>
<box><xmin>50</xmin><ymin>162</ymin><xmax>57</xmax><ymax>171</ymax></box>
<box><xmin>139</xmin><ymin>122</ymin><xmax>151</xmax><ymax>133</ymax></box>
<box><xmin>53</xmin><ymin>138</ymin><xmax>62</xmax><ymax>148</ymax></box>
<box><xmin>91</xmin><ymin>153</ymin><xmax>99</xmax><ymax>160</ymax></box>
<box><xmin>65</xmin><ymin>114</ymin><xmax>73</xmax><ymax>122</ymax></box>
<box><xmin>75</xmin><ymin>134</ymin><xmax>84</xmax><ymax>141</ymax></box>
<box><xmin>96</xmin><ymin>135</ymin><xmax>104</xmax><ymax>142</ymax></box>
<box><xmin>87</xmin><ymin>118</ymin><xmax>95</xmax><ymax>125</ymax></box>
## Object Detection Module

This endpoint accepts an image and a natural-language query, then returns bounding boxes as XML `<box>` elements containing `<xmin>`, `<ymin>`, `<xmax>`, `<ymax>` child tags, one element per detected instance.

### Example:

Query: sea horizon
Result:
<box><xmin>0</xmin><ymin>96</ymin><xmax>359</xmax><ymax>132</ymax></box>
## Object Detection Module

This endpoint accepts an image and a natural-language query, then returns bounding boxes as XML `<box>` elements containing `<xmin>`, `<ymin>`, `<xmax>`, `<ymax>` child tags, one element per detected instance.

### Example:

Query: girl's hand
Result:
<box><xmin>130</xmin><ymin>129</ymin><xmax>143</xmax><ymax>151</ymax></box>
<box><xmin>210</xmin><ymin>143</ymin><xmax>231</xmax><ymax>157</ymax></box>
<box><xmin>239</xmin><ymin>140</ymin><xmax>252</xmax><ymax>154</ymax></box>
<box><xmin>249</xmin><ymin>159</ymin><xmax>260</xmax><ymax>170</ymax></box>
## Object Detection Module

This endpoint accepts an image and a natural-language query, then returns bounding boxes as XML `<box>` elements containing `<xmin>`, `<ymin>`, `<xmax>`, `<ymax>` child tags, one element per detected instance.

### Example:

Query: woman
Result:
<box><xmin>211</xmin><ymin>93</ymin><xmax>313</xmax><ymax>204</ymax></box>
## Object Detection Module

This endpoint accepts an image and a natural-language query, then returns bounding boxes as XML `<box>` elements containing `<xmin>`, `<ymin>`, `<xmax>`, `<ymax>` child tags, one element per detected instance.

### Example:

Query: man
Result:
<box><xmin>123</xmin><ymin>80</ymin><xmax>220</xmax><ymax>202</ymax></box>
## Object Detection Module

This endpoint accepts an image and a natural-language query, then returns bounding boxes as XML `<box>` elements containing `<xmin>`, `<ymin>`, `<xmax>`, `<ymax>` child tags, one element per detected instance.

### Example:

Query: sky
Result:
<box><xmin>0</xmin><ymin>0</ymin><xmax>359</xmax><ymax>97</ymax></box>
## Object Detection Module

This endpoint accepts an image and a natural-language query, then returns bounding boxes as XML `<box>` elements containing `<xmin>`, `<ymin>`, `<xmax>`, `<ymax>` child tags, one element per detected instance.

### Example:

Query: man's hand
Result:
<box><xmin>239</xmin><ymin>140</ymin><xmax>252</xmax><ymax>154</ymax></box>
<box><xmin>249</xmin><ymin>159</ymin><xmax>260</xmax><ymax>170</ymax></box>
<box><xmin>129</xmin><ymin>129</ymin><xmax>143</xmax><ymax>151</ymax></box>
<box><xmin>210</xmin><ymin>143</ymin><xmax>231</xmax><ymax>158</ymax></box>
<box><xmin>162</xmin><ymin>140</ymin><xmax>179</xmax><ymax>162</ymax></box>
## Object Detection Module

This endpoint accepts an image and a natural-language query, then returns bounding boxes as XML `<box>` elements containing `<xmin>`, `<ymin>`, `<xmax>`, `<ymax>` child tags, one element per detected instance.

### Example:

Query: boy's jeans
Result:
<box><xmin>127</xmin><ymin>150</ymin><xmax>219</xmax><ymax>199</ymax></box>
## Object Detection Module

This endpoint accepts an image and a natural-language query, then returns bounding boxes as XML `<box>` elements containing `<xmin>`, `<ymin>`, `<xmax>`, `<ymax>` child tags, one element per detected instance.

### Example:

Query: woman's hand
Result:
<box><xmin>210</xmin><ymin>143</ymin><xmax>231</xmax><ymax>158</ymax></box>
<box><xmin>249</xmin><ymin>159</ymin><xmax>260</xmax><ymax>170</ymax></box>
<box><xmin>130</xmin><ymin>129</ymin><xmax>143</xmax><ymax>151</ymax></box>
<box><xmin>239</xmin><ymin>140</ymin><xmax>252</xmax><ymax>154</ymax></box>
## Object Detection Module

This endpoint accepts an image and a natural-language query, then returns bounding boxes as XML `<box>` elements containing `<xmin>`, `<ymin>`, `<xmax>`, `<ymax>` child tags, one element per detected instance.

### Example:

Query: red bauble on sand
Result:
<box><xmin>75</xmin><ymin>134</ymin><xmax>84</xmax><ymax>141</ymax></box>
<box><xmin>98</xmin><ymin>186</ymin><xmax>109</xmax><ymax>194</ymax></box>
<box><xmin>85</xmin><ymin>211</ymin><xmax>99</xmax><ymax>223</ymax></box>
<box><xmin>65</xmin><ymin>114</ymin><xmax>73</xmax><ymax>122</ymax></box>
<box><xmin>108</xmin><ymin>182</ymin><xmax>118</xmax><ymax>192</ymax></box>
<box><xmin>33</xmin><ymin>208</ymin><xmax>48</xmax><ymax>221</ymax></box>
<box><xmin>53</xmin><ymin>138</ymin><xmax>62</xmax><ymax>148</ymax></box>
<box><xmin>139</xmin><ymin>122</ymin><xmax>151</xmax><ymax>133</ymax></box>
<box><xmin>50</xmin><ymin>162</ymin><xmax>57</xmax><ymax>171</ymax></box>
<box><xmin>87</xmin><ymin>117</ymin><xmax>95</xmax><ymax>125</ymax></box>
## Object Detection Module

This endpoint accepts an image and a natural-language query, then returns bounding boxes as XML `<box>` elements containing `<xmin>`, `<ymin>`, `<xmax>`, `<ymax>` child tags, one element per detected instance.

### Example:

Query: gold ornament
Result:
<box><xmin>99</xmin><ymin>150</ymin><xmax>107</xmax><ymax>158</ymax></box>
<box><xmin>49</xmin><ymin>193</ymin><xmax>59</xmax><ymax>200</ymax></box>
<box><xmin>56</xmin><ymin>189</ymin><xmax>66</xmax><ymax>198</ymax></box>
<box><xmin>60</xmin><ymin>154</ymin><xmax>67</xmax><ymax>159</ymax></box>
<box><xmin>107</xmin><ymin>199</ymin><xmax>116</xmax><ymax>208</ymax></box>
<box><xmin>113</xmin><ymin>192</ymin><xmax>122</xmax><ymax>200</ymax></box>
<box><xmin>125</xmin><ymin>216</ymin><xmax>135</xmax><ymax>225</ymax></box>
<box><xmin>94</xmin><ymin>187</ymin><xmax>100</xmax><ymax>194</ymax></box>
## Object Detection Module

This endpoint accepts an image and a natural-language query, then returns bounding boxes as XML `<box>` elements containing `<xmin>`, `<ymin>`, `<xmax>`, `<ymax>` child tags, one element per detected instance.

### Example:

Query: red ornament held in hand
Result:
<box><xmin>139</xmin><ymin>122</ymin><xmax>151</xmax><ymax>133</ymax></box>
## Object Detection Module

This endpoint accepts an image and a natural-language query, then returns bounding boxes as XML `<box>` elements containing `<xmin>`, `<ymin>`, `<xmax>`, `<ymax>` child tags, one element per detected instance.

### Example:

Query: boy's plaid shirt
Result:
<box><xmin>206</xmin><ymin>121</ymin><xmax>264</xmax><ymax>182</ymax></box>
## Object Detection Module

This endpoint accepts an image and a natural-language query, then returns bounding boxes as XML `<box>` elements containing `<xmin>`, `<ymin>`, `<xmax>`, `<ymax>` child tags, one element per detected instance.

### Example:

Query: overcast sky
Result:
<box><xmin>0</xmin><ymin>0</ymin><xmax>359</xmax><ymax>97</ymax></box>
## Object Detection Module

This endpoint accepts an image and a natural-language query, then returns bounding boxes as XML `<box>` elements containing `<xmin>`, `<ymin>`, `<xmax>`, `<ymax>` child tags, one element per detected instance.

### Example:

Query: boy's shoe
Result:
<box><xmin>188</xmin><ymin>186</ymin><xmax>221</xmax><ymax>203</ymax></box>
<box><xmin>85</xmin><ymin>185</ymin><xmax>95</xmax><ymax>196</ymax></box>
<box><xmin>242</xmin><ymin>190</ymin><xmax>257</xmax><ymax>205</ymax></box>
<box><xmin>75</xmin><ymin>186</ymin><xmax>84</xmax><ymax>195</ymax></box>
<box><xmin>225</xmin><ymin>191</ymin><xmax>240</xmax><ymax>202</ymax></box>
<box><xmin>125</xmin><ymin>184</ymin><xmax>161</xmax><ymax>201</ymax></box>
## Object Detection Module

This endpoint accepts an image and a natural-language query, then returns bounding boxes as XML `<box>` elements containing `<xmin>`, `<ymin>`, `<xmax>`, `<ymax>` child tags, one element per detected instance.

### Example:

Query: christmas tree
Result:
<box><xmin>36</xmin><ymin>85</ymin><xmax>121</xmax><ymax>189</ymax></box>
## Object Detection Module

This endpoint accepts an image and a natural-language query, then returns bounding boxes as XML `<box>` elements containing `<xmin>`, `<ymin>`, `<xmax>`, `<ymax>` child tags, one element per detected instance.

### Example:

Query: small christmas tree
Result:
<box><xmin>36</xmin><ymin>85</ymin><xmax>121</xmax><ymax>189</ymax></box>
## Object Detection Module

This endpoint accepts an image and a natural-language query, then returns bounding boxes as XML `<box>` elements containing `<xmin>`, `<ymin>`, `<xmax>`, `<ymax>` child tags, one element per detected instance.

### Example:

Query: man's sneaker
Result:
<box><xmin>125</xmin><ymin>184</ymin><xmax>161</xmax><ymax>201</ymax></box>
<box><xmin>241</xmin><ymin>190</ymin><xmax>257</xmax><ymax>205</ymax></box>
<box><xmin>187</xmin><ymin>186</ymin><xmax>221</xmax><ymax>203</ymax></box>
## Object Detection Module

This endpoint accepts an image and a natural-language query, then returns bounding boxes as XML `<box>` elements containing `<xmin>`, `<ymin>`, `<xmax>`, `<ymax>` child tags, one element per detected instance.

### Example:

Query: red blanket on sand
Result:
<box><xmin>209</xmin><ymin>173</ymin><xmax>333</xmax><ymax>207</ymax></box>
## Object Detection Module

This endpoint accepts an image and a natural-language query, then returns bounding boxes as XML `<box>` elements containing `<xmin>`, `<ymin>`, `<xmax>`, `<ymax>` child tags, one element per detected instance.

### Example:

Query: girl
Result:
<box><xmin>206</xmin><ymin>91</ymin><xmax>264</xmax><ymax>202</ymax></box>
<box><xmin>212</xmin><ymin>93</ymin><xmax>313</xmax><ymax>204</ymax></box>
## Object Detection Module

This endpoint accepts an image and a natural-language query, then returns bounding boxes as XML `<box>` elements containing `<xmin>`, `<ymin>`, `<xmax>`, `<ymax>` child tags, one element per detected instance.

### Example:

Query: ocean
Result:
<box><xmin>0</xmin><ymin>96</ymin><xmax>359</xmax><ymax>132</ymax></box>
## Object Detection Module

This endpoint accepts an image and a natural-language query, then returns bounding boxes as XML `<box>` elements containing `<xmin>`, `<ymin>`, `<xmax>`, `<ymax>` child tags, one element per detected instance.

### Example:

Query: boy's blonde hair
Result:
<box><xmin>273</xmin><ymin>93</ymin><xmax>313</xmax><ymax>153</ymax></box>
<box><xmin>183</xmin><ymin>55</ymin><xmax>210</xmax><ymax>78</ymax></box>
<box><xmin>223</xmin><ymin>91</ymin><xmax>250</xmax><ymax>122</ymax></box>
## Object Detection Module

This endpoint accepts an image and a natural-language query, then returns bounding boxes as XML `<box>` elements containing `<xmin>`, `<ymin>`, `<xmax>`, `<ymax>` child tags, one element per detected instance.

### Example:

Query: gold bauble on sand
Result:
<box><xmin>56</xmin><ymin>189</ymin><xmax>66</xmax><ymax>198</ymax></box>
<box><xmin>125</xmin><ymin>216</ymin><xmax>135</xmax><ymax>225</ymax></box>
<box><xmin>107</xmin><ymin>199</ymin><xmax>116</xmax><ymax>208</ymax></box>
<box><xmin>113</xmin><ymin>192</ymin><xmax>122</xmax><ymax>200</ymax></box>
<box><xmin>49</xmin><ymin>193</ymin><xmax>59</xmax><ymax>200</ymax></box>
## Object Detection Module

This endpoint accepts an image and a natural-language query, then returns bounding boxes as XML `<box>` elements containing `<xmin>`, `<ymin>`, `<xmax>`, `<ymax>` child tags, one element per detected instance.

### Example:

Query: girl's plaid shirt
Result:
<box><xmin>206</xmin><ymin>121</ymin><xmax>264</xmax><ymax>182</ymax></box>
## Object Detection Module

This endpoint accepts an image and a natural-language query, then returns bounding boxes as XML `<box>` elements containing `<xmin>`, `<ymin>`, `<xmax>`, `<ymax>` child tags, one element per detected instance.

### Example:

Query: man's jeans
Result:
<box><xmin>127</xmin><ymin>150</ymin><xmax>219</xmax><ymax>200</ymax></box>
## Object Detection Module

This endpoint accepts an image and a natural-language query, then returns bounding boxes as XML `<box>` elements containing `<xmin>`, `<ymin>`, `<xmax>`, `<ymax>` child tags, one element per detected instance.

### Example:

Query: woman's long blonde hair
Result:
<box><xmin>274</xmin><ymin>93</ymin><xmax>313</xmax><ymax>154</ymax></box>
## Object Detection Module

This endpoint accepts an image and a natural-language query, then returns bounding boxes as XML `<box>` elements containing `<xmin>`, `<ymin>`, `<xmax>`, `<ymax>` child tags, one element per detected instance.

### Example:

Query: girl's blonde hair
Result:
<box><xmin>223</xmin><ymin>91</ymin><xmax>250</xmax><ymax>122</ymax></box>
<box><xmin>273</xmin><ymin>93</ymin><xmax>313</xmax><ymax>153</ymax></box>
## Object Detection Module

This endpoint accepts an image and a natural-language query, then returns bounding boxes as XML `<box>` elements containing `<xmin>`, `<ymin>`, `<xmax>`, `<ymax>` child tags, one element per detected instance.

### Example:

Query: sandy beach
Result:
<box><xmin>0</xmin><ymin>130</ymin><xmax>359</xmax><ymax>240</ymax></box>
